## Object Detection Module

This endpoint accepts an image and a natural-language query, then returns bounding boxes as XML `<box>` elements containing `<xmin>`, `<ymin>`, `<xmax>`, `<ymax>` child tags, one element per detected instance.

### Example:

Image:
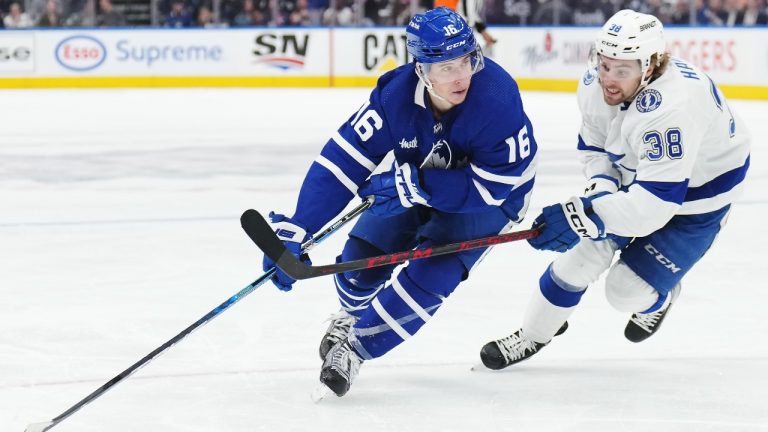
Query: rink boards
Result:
<box><xmin>0</xmin><ymin>26</ymin><xmax>766</xmax><ymax>100</ymax></box>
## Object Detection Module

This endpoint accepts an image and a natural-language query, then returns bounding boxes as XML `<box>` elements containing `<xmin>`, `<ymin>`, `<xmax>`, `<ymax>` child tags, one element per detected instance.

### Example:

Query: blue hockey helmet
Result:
<box><xmin>406</xmin><ymin>7</ymin><xmax>480</xmax><ymax>64</ymax></box>
<box><xmin>406</xmin><ymin>7</ymin><xmax>485</xmax><ymax>89</ymax></box>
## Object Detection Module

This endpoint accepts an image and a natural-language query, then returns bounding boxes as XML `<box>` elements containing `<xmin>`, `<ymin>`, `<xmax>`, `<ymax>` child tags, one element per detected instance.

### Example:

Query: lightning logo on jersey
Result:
<box><xmin>636</xmin><ymin>89</ymin><xmax>662</xmax><ymax>113</ymax></box>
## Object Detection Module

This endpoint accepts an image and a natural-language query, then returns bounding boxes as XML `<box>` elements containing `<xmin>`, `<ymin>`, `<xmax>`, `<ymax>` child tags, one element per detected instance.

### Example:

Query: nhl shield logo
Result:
<box><xmin>636</xmin><ymin>89</ymin><xmax>662</xmax><ymax>113</ymax></box>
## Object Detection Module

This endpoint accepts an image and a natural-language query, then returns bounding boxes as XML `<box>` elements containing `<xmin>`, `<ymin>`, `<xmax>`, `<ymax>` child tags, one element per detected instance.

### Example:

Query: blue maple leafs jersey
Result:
<box><xmin>291</xmin><ymin>58</ymin><xmax>538</xmax><ymax>234</ymax></box>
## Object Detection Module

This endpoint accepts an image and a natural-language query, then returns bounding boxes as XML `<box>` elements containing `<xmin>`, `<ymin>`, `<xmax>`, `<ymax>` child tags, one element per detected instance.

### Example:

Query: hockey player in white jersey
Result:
<box><xmin>479</xmin><ymin>9</ymin><xmax>751</xmax><ymax>370</ymax></box>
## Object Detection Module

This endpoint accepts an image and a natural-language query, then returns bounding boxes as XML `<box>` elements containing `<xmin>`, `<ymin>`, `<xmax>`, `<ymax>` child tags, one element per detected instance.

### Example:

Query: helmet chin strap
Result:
<box><xmin>628</xmin><ymin>54</ymin><xmax>664</xmax><ymax>100</ymax></box>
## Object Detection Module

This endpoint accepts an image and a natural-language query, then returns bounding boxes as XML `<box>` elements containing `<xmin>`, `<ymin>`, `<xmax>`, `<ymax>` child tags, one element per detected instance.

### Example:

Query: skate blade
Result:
<box><xmin>470</xmin><ymin>362</ymin><xmax>492</xmax><ymax>372</ymax></box>
<box><xmin>310</xmin><ymin>383</ymin><xmax>332</xmax><ymax>404</ymax></box>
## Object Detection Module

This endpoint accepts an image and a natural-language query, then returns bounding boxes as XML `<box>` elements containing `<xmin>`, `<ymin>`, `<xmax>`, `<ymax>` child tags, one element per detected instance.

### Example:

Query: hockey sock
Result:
<box><xmin>523</xmin><ymin>264</ymin><xmax>586</xmax><ymax>343</ymax></box>
<box><xmin>350</xmin><ymin>255</ymin><xmax>463</xmax><ymax>359</ymax></box>
<box><xmin>335</xmin><ymin>272</ymin><xmax>382</xmax><ymax>318</ymax></box>
<box><xmin>335</xmin><ymin>237</ymin><xmax>396</xmax><ymax>317</ymax></box>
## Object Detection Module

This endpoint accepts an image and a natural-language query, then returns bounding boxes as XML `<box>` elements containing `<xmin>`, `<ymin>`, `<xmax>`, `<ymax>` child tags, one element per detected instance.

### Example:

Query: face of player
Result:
<box><xmin>426</xmin><ymin>54</ymin><xmax>474</xmax><ymax>109</ymax></box>
<box><xmin>597</xmin><ymin>55</ymin><xmax>647</xmax><ymax>106</ymax></box>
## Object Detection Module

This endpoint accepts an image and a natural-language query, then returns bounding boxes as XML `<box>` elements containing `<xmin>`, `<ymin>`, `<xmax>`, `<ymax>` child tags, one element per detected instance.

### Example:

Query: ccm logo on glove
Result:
<box><xmin>564</xmin><ymin>201</ymin><xmax>592</xmax><ymax>238</ymax></box>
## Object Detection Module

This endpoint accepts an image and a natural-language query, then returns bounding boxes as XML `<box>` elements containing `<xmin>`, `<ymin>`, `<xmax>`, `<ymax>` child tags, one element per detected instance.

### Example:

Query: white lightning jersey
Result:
<box><xmin>576</xmin><ymin>57</ymin><xmax>751</xmax><ymax>237</ymax></box>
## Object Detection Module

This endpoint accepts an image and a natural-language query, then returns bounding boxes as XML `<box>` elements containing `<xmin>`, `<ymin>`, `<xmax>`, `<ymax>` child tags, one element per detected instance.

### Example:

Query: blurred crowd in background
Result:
<box><xmin>1</xmin><ymin>0</ymin><xmax>766</xmax><ymax>29</ymax></box>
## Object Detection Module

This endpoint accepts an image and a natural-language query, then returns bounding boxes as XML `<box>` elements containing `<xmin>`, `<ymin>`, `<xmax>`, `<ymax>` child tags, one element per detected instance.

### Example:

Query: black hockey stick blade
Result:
<box><xmin>241</xmin><ymin>209</ymin><xmax>541</xmax><ymax>280</ymax></box>
<box><xmin>240</xmin><ymin>209</ymin><xmax>316</xmax><ymax>279</ymax></box>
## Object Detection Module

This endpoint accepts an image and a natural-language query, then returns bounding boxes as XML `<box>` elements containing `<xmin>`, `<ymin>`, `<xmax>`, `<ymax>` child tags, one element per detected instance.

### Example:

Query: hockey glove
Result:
<box><xmin>528</xmin><ymin>196</ymin><xmax>606</xmax><ymax>252</ymax></box>
<box><xmin>262</xmin><ymin>212</ymin><xmax>312</xmax><ymax>291</ymax></box>
<box><xmin>358</xmin><ymin>161</ymin><xmax>431</xmax><ymax>217</ymax></box>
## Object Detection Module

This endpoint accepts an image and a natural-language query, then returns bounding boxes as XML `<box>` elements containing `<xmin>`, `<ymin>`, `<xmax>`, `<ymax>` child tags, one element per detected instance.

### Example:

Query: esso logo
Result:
<box><xmin>55</xmin><ymin>35</ymin><xmax>107</xmax><ymax>71</ymax></box>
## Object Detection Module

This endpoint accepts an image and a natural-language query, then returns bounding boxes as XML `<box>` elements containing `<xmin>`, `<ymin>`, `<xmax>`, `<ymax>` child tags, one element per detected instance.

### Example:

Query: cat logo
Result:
<box><xmin>363</xmin><ymin>33</ymin><xmax>410</xmax><ymax>72</ymax></box>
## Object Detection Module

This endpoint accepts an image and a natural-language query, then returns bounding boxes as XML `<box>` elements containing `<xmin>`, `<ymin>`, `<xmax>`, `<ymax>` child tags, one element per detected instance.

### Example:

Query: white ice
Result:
<box><xmin>1</xmin><ymin>88</ymin><xmax>767</xmax><ymax>432</ymax></box>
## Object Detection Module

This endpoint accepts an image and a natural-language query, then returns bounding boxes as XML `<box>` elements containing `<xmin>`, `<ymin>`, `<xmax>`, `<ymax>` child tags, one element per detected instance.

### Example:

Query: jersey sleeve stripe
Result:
<box><xmin>511</xmin><ymin>153</ymin><xmax>537</xmax><ymax>190</ymax></box>
<box><xmin>685</xmin><ymin>155</ymin><xmax>750</xmax><ymax>201</ymax></box>
<box><xmin>591</xmin><ymin>174</ymin><xmax>621</xmax><ymax>188</ymax></box>
<box><xmin>470</xmin><ymin>163</ymin><xmax>520</xmax><ymax>185</ymax></box>
<box><xmin>332</xmin><ymin>131</ymin><xmax>377</xmax><ymax>172</ymax></box>
<box><xmin>636</xmin><ymin>179</ymin><xmax>689</xmax><ymax>204</ymax></box>
<box><xmin>618</xmin><ymin>163</ymin><xmax>636</xmax><ymax>173</ymax></box>
<box><xmin>472</xmin><ymin>179</ymin><xmax>505</xmax><ymax>205</ymax></box>
<box><xmin>577</xmin><ymin>134</ymin><xmax>606</xmax><ymax>153</ymax></box>
<box><xmin>315</xmin><ymin>155</ymin><xmax>358</xmax><ymax>195</ymax></box>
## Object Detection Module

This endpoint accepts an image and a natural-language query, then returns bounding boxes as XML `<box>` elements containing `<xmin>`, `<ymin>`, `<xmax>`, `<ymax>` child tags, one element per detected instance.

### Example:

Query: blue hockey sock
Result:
<box><xmin>335</xmin><ymin>272</ymin><xmax>382</xmax><ymax>318</ymax></box>
<box><xmin>349</xmin><ymin>256</ymin><xmax>464</xmax><ymax>359</ymax></box>
<box><xmin>335</xmin><ymin>237</ymin><xmax>396</xmax><ymax>317</ymax></box>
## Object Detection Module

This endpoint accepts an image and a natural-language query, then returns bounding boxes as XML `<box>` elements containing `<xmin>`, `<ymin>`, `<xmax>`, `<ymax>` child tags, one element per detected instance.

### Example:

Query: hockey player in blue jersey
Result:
<box><xmin>479</xmin><ymin>10</ymin><xmax>751</xmax><ymax>370</ymax></box>
<box><xmin>261</xmin><ymin>7</ymin><xmax>538</xmax><ymax>396</ymax></box>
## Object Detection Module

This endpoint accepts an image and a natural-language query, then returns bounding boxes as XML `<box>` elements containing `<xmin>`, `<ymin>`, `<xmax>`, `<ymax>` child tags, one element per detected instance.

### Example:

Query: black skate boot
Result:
<box><xmin>624</xmin><ymin>284</ymin><xmax>681</xmax><ymax>343</ymax></box>
<box><xmin>319</xmin><ymin>310</ymin><xmax>359</xmax><ymax>360</ymax></box>
<box><xmin>480</xmin><ymin>321</ymin><xmax>568</xmax><ymax>370</ymax></box>
<box><xmin>320</xmin><ymin>340</ymin><xmax>363</xmax><ymax>397</ymax></box>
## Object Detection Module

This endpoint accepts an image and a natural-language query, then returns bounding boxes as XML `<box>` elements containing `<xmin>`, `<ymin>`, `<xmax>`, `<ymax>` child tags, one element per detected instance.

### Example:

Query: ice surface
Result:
<box><xmin>1</xmin><ymin>88</ymin><xmax>766</xmax><ymax>432</ymax></box>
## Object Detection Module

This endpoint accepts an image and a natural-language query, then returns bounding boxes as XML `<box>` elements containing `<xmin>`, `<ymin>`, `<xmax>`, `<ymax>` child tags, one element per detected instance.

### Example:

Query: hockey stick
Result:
<box><xmin>241</xmin><ymin>208</ymin><xmax>541</xmax><ymax>280</ymax></box>
<box><xmin>24</xmin><ymin>199</ymin><xmax>372</xmax><ymax>432</ymax></box>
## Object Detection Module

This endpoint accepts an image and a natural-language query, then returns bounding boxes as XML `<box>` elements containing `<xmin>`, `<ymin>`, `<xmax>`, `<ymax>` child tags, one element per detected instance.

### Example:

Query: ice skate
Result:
<box><xmin>624</xmin><ymin>284</ymin><xmax>681</xmax><ymax>343</ymax></box>
<box><xmin>480</xmin><ymin>321</ymin><xmax>568</xmax><ymax>370</ymax></box>
<box><xmin>318</xmin><ymin>310</ymin><xmax>359</xmax><ymax>360</ymax></box>
<box><xmin>319</xmin><ymin>340</ymin><xmax>363</xmax><ymax>397</ymax></box>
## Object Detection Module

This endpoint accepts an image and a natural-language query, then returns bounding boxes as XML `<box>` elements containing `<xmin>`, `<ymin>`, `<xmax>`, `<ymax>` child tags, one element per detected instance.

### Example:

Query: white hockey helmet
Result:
<box><xmin>594</xmin><ymin>10</ymin><xmax>666</xmax><ymax>87</ymax></box>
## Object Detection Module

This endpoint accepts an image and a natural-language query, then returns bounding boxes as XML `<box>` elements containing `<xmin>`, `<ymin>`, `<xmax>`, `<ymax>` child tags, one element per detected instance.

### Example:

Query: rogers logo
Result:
<box><xmin>55</xmin><ymin>35</ymin><xmax>107</xmax><ymax>71</ymax></box>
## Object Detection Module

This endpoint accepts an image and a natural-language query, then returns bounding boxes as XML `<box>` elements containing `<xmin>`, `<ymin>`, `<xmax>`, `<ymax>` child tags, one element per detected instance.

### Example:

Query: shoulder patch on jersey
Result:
<box><xmin>635</xmin><ymin>89</ymin><xmax>662</xmax><ymax>113</ymax></box>
<box><xmin>583</xmin><ymin>69</ymin><xmax>597</xmax><ymax>86</ymax></box>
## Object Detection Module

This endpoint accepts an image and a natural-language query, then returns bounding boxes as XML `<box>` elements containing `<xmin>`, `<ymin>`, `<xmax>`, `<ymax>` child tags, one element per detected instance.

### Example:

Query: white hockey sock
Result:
<box><xmin>523</xmin><ymin>287</ymin><xmax>576</xmax><ymax>344</ymax></box>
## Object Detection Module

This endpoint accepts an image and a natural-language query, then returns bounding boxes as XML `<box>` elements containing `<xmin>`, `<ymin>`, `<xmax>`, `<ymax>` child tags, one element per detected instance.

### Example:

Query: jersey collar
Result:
<box><xmin>414</xmin><ymin>78</ymin><xmax>427</xmax><ymax>109</ymax></box>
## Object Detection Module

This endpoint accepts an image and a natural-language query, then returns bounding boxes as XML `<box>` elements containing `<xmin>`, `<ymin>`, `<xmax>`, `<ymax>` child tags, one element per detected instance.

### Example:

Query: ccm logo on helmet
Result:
<box><xmin>639</xmin><ymin>21</ymin><xmax>657</xmax><ymax>31</ymax></box>
<box><xmin>446</xmin><ymin>40</ymin><xmax>467</xmax><ymax>51</ymax></box>
<box><xmin>601</xmin><ymin>40</ymin><xmax>619</xmax><ymax>48</ymax></box>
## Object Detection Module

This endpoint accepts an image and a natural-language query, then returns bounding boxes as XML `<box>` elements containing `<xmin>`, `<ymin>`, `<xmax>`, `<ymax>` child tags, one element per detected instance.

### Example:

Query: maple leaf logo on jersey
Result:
<box><xmin>421</xmin><ymin>140</ymin><xmax>452</xmax><ymax>169</ymax></box>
